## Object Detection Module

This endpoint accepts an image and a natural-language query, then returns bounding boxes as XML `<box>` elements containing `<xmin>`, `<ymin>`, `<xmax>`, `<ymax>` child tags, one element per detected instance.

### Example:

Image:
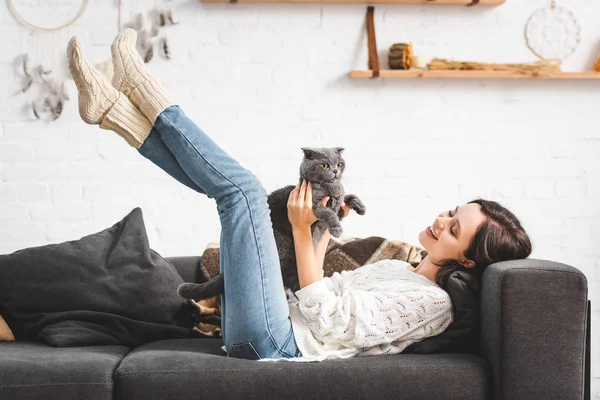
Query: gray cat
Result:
<box><xmin>177</xmin><ymin>147</ymin><xmax>366</xmax><ymax>299</ymax></box>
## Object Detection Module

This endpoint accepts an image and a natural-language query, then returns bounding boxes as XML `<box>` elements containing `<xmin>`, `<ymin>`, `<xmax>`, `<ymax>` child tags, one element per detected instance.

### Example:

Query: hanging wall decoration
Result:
<box><xmin>18</xmin><ymin>54</ymin><xmax>70</xmax><ymax>121</ymax></box>
<box><xmin>97</xmin><ymin>4</ymin><xmax>178</xmax><ymax>82</ymax></box>
<box><xmin>8</xmin><ymin>0</ymin><xmax>88</xmax><ymax>32</ymax></box>
<box><xmin>525</xmin><ymin>0</ymin><xmax>582</xmax><ymax>61</ymax></box>
<box><xmin>8</xmin><ymin>0</ymin><xmax>88</xmax><ymax>121</ymax></box>
<box><xmin>125</xmin><ymin>7</ymin><xmax>179</xmax><ymax>64</ymax></box>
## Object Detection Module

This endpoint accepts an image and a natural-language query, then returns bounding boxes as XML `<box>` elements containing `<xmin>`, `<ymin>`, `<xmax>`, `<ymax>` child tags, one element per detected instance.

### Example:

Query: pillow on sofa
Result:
<box><xmin>0</xmin><ymin>207</ymin><xmax>194</xmax><ymax>347</ymax></box>
<box><xmin>403</xmin><ymin>269</ymin><xmax>481</xmax><ymax>355</ymax></box>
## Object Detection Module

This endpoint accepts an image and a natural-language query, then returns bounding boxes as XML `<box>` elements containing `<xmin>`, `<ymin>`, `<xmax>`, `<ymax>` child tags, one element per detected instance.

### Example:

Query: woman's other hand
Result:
<box><xmin>339</xmin><ymin>202</ymin><xmax>351</xmax><ymax>219</ymax></box>
<box><xmin>287</xmin><ymin>179</ymin><xmax>328</xmax><ymax>231</ymax></box>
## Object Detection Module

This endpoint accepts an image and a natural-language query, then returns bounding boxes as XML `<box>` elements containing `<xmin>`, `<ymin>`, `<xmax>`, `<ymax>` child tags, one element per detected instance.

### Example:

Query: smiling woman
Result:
<box><xmin>415</xmin><ymin>199</ymin><xmax>532</xmax><ymax>287</ymax></box>
<box><xmin>66</xmin><ymin>28</ymin><xmax>533</xmax><ymax>362</ymax></box>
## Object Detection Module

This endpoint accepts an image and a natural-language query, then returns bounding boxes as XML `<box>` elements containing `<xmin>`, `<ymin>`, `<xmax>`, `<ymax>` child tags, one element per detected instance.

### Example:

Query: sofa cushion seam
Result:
<box><xmin>0</xmin><ymin>383</ymin><xmax>111</xmax><ymax>389</ymax></box>
<box><xmin>115</xmin><ymin>365</ymin><xmax>481</xmax><ymax>376</ymax></box>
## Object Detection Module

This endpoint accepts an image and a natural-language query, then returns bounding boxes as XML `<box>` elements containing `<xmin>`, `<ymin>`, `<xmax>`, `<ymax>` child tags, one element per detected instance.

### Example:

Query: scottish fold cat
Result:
<box><xmin>177</xmin><ymin>147</ymin><xmax>366</xmax><ymax>298</ymax></box>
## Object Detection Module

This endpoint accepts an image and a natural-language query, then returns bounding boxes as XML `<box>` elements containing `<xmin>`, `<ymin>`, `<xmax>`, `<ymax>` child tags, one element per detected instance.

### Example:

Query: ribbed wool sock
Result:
<box><xmin>68</xmin><ymin>36</ymin><xmax>119</xmax><ymax>125</ymax></box>
<box><xmin>99</xmin><ymin>94</ymin><xmax>153</xmax><ymax>149</ymax></box>
<box><xmin>111</xmin><ymin>29</ymin><xmax>174</xmax><ymax>124</ymax></box>
<box><xmin>68</xmin><ymin>36</ymin><xmax>153</xmax><ymax>149</ymax></box>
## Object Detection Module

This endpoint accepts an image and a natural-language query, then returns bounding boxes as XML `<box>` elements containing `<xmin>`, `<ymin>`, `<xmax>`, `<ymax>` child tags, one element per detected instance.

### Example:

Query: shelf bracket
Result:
<box><xmin>366</xmin><ymin>6</ymin><xmax>380</xmax><ymax>78</ymax></box>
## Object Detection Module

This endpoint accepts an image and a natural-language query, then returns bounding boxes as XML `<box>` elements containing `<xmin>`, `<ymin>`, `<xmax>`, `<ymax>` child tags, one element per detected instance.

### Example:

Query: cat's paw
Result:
<box><xmin>345</xmin><ymin>194</ymin><xmax>366</xmax><ymax>215</ymax></box>
<box><xmin>329</xmin><ymin>224</ymin><xmax>343</xmax><ymax>238</ymax></box>
<box><xmin>177</xmin><ymin>283</ymin><xmax>198</xmax><ymax>300</ymax></box>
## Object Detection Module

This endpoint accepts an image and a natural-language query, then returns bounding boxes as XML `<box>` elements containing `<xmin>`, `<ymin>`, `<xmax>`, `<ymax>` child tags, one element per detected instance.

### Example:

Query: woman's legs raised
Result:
<box><xmin>67</xmin><ymin>37</ymin><xmax>203</xmax><ymax>194</ymax></box>
<box><xmin>67</xmin><ymin>32</ymin><xmax>300</xmax><ymax>359</ymax></box>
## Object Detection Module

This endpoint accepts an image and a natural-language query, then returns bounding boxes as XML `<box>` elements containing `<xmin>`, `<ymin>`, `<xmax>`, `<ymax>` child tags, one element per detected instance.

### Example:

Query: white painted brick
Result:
<box><xmin>523</xmin><ymin>180</ymin><xmax>555</xmax><ymax>199</ymax></box>
<box><xmin>50</xmin><ymin>182</ymin><xmax>83</xmax><ymax>203</ymax></box>
<box><xmin>29</xmin><ymin>204</ymin><xmax>92</xmax><ymax>222</ymax></box>
<box><xmin>0</xmin><ymin>142</ymin><xmax>36</xmax><ymax>162</ymax></box>
<box><xmin>45</xmin><ymin>220</ymin><xmax>112</xmax><ymax>243</ymax></box>
<box><xmin>0</xmin><ymin>183</ymin><xmax>17</xmax><ymax>203</ymax></box>
<box><xmin>2</xmin><ymin>162</ymin><xmax>66</xmax><ymax>182</ymax></box>
<box><xmin>82</xmin><ymin>182</ymin><xmax>150</xmax><ymax>203</ymax></box>
<box><xmin>16</xmin><ymin>182</ymin><xmax>49</xmax><ymax>203</ymax></box>
<box><xmin>0</xmin><ymin>222</ymin><xmax>47</xmax><ymax>248</ymax></box>
<box><xmin>0</xmin><ymin>204</ymin><xmax>29</xmax><ymax>221</ymax></box>
<box><xmin>555</xmin><ymin>179</ymin><xmax>587</xmax><ymax>199</ymax></box>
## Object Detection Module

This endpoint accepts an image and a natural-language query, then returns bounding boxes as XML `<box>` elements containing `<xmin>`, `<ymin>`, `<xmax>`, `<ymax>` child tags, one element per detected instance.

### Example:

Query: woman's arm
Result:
<box><xmin>314</xmin><ymin>201</ymin><xmax>350</xmax><ymax>275</ymax></box>
<box><xmin>313</xmin><ymin>230</ymin><xmax>331</xmax><ymax>278</ymax></box>
<box><xmin>292</xmin><ymin>226</ymin><xmax>322</xmax><ymax>289</ymax></box>
<box><xmin>287</xmin><ymin>180</ymin><xmax>327</xmax><ymax>289</ymax></box>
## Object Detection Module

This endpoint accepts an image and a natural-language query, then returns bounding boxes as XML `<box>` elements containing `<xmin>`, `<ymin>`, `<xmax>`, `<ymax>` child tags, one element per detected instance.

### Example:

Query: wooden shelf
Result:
<box><xmin>201</xmin><ymin>0</ymin><xmax>503</xmax><ymax>5</ymax></box>
<box><xmin>348</xmin><ymin>70</ymin><xmax>600</xmax><ymax>80</ymax></box>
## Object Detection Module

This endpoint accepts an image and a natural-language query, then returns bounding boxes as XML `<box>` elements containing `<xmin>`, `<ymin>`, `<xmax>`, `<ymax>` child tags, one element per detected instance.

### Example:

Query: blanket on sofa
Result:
<box><xmin>191</xmin><ymin>235</ymin><xmax>482</xmax><ymax>355</ymax></box>
<box><xmin>190</xmin><ymin>235</ymin><xmax>427</xmax><ymax>338</ymax></box>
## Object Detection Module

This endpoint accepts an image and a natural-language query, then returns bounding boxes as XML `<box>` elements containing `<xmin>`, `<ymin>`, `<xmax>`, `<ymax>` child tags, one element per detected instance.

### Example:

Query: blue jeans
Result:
<box><xmin>137</xmin><ymin>106</ymin><xmax>301</xmax><ymax>360</ymax></box>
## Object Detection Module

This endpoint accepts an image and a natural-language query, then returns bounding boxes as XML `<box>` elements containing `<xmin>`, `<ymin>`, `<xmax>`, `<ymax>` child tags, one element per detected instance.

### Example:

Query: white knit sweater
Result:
<box><xmin>274</xmin><ymin>259</ymin><xmax>453</xmax><ymax>362</ymax></box>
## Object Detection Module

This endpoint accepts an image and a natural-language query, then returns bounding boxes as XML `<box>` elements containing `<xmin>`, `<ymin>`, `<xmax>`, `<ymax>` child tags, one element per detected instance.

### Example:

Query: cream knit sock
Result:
<box><xmin>111</xmin><ymin>29</ymin><xmax>174</xmax><ymax>124</ymax></box>
<box><xmin>68</xmin><ymin>36</ymin><xmax>119</xmax><ymax>125</ymax></box>
<box><xmin>99</xmin><ymin>95</ymin><xmax>154</xmax><ymax>149</ymax></box>
<box><xmin>68</xmin><ymin>36</ymin><xmax>153</xmax><ymax>149</ymax></box>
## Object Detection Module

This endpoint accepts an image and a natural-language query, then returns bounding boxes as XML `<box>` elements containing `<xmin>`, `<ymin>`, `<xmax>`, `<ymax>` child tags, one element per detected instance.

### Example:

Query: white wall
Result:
<box><xmin>0</xmin><ymin>0</ymin><xmax>598</xmax><ymax>395</ymax></box>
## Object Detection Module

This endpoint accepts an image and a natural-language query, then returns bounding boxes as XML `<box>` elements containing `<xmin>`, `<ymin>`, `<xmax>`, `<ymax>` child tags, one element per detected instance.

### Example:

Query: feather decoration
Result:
<box><xmin>21</xmin><ymin>54</ymin><xmax>33</xmax><ymax>92</ymax></box>
<box><xmin>144</xmin><ymin>46</ymin><xmax>154</xmax><ymax>63</ymax></box>
<box><xmin>19</xmin><ymin>55</ymin><xmax>70</xmax><ymax>122</ymax></box>
<box><xmin>161</xmin><ymin>37</ymin><xmax>171</xmax><ymax>59</ymax></box>
<box><xmin>32</xmin><ymin>100</ymin><xmax>40</xmax><ymax>119</ymax></box>
<box><xmin>166</xmin><ymin>9</ymin><xmax>178</xmax><ymax>25</ymax></box>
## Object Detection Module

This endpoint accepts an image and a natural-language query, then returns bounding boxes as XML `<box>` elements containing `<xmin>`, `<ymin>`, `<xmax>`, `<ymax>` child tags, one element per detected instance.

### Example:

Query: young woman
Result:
<box><xmin>67</xmin><ymin>29</ymin><xmax>532</xmax><ymax>362</ymax></box>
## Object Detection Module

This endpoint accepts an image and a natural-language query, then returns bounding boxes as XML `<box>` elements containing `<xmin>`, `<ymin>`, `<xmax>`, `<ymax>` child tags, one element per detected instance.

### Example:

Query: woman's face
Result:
<box><xmin>418</xmin><ymin>203</ymin><xmax>486</xmax><ymax>268</ymax></box>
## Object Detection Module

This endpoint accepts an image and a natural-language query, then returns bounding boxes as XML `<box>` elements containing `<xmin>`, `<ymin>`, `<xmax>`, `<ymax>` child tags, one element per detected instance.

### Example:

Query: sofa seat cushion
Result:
<box><xmin>0</xmin><ymin>341</ymin><xmax>130</xmax><ymax>400</ymax></box>
<box><xmin>115</xmin><ymin>339</ymin><xmax>489</xmax><ymax>400</ymax></box>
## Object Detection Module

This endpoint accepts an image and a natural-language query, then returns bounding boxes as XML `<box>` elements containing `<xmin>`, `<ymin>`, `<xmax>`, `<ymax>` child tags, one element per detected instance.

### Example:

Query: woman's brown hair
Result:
<box><xmin>434</xmin><ymin>198</ymin><xmax>532</xmax><ymax>288</ymax></box>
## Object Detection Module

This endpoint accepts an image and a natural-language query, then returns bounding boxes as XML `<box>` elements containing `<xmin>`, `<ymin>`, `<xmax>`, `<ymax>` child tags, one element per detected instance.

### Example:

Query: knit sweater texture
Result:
<box><xmin>262</xmin><ymin>259</ymin><xmax>453</xmax><ymax>362</ymax></box>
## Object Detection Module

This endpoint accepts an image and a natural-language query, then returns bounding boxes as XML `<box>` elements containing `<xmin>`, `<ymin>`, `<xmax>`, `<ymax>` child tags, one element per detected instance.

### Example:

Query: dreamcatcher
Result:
<box><xmin>525</xmin><ymin>0</ymin><xmax>582</xmax><ymax>61</ymax></box>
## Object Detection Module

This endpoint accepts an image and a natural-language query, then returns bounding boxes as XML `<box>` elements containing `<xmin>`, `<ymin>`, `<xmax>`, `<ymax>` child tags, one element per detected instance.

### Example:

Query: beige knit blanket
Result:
<box><xmin>191</xmin><ymin>236</ymin><xmax>427</xmax><ymax>338</ymax></box>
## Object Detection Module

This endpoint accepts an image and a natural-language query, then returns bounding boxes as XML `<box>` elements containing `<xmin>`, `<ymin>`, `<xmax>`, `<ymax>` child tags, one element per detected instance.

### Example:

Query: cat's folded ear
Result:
<box><xmin>301</xmin><ymin>147</ymin><xmax>320</xmax><ymax>160</ymax></box>
<box><xmin>333</xmin><ymin>147</ymin><xmax>345</xmax><ymax>154</ymax></box>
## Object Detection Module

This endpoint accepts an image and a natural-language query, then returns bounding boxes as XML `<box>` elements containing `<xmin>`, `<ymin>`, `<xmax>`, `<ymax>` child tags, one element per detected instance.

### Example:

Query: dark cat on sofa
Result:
<box><xmin>177</xmin><ymin>147</ymin><xmax>366</xmax><ymax>298</ymax></box>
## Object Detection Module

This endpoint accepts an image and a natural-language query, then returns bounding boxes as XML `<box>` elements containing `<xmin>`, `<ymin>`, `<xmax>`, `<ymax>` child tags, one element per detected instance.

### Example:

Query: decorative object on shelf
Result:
<box><xmin>389</xmin><ymin>43</ymin><xmax>414</xmax><ymax>70</ymax></box>
<box><xmin>525</xmin><ymin>0</ymin><xmax>581</xmax><ymax>61</ymax></box>
<box><xmin>7</xmin><ymin>0</ymin><xmax>88</xmax><ymax>32</ymax></box>
<box><xmin>427</xmin><ymin>58</ymin><xmax>562</xmax><ymax>77</ymax></box>
<box><xmin>366</xmin><ymin>6</ymin><xmax>379</xmax><ymax>77</ymax></box>
<box><xmin>353</xmin><ymin>5</ymin><xmax>598</xmax><ymax>80</ymax></box>
<box><xmin>17</xmin><ymin>54</ymin><xmax>69</xmax><ymax>121</ymax></box>
<box><xmin>594</xmin><ymin>55</ymin><xmax>600</xmax><ymax>73</ymax></box>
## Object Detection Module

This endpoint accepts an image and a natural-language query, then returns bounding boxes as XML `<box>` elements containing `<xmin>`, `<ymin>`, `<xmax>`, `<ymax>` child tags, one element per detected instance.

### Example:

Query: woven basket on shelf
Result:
<box><xmin>389</xmin><ymin>43</ymin><xmax>413</xmax><ymax>70</ymax></box>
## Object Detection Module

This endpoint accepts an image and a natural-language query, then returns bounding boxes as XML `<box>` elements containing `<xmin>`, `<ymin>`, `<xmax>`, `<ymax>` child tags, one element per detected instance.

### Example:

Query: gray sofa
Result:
<box><xmin>0</xmin><ymin>257</ymin><xmax>591</xmax><ymax>400</ymax></box>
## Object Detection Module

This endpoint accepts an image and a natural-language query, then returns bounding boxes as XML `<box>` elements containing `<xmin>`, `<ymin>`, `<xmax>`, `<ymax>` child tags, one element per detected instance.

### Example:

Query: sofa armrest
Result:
<box><xmin>480</xmin><ymin>258</ymin><xmax>588</xmax><ymax>400</ymax></box>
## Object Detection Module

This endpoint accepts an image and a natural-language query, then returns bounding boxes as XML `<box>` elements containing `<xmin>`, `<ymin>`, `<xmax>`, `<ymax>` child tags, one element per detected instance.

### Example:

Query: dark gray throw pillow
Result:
<box><xmin>403</xmin><ymin>269</ymin><xmax>481</xmax><ymax>355</ymax></box>
<box><xmin>0</xmin><ymin>207</ymin><xmax>194</xmax><ymax>347</ymax></box>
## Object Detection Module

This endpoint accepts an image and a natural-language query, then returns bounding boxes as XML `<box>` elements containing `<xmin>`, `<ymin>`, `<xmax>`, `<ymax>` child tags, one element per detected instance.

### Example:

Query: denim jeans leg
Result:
<box><xmin>149</xmin><ymin>105</ymin><xmax>299</xmax><ymax>359</ymax></box>
<box><xmin>137</xmin><ymin>127</ymin><xmax>206</xmax><ymax>195</ymax></box>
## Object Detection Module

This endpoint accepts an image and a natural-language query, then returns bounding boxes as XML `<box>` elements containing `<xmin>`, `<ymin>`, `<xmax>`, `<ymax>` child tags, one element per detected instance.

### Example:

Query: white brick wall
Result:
<box><xmin>0</xmin><ymin>0</ymin><xmax>598</xmax><ymax>395</ymax></box>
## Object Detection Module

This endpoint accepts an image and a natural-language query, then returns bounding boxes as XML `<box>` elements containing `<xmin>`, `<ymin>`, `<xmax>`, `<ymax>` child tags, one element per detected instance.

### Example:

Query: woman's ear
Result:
<box><xmin>461</xmin><ymin>259</ymin><xmax>476</xmax><ymax>269</ymax></box>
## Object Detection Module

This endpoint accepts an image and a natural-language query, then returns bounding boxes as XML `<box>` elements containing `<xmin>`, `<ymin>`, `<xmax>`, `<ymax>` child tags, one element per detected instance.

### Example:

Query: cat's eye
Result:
<box><xmin>321</xmin><ymin>163</ymin><xmax>329</xmax><ymax>169</ymax></box>
<box><xmin>337</xmin><ymin>162</ymin><xmax>344</xmax><ymax>168</ymax></box>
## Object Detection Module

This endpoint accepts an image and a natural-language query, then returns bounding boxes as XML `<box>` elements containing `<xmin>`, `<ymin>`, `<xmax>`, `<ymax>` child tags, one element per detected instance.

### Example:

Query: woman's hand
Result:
<box><xmin>287</xmin><ymin>179</ymin><xmax>329</xmax><ymax>231</ymax></box>
<box><xmin>339</xmin><ymin>202</ymin><xmax>351</xmax><ymax>219</ymax></box>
